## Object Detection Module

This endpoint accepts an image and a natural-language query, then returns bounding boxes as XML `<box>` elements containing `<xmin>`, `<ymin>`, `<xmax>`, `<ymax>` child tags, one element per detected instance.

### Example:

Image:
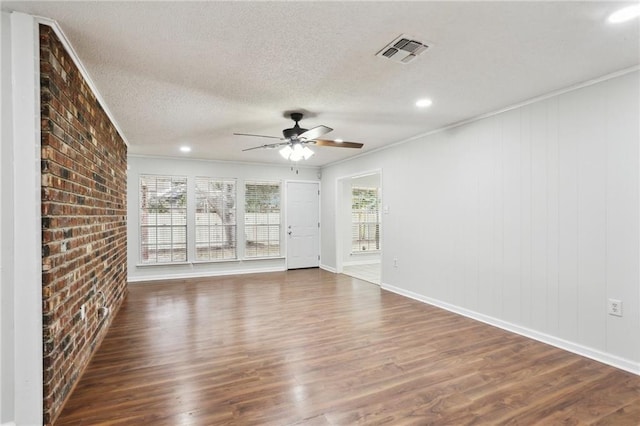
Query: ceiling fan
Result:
<box><xmin>234</xmin><ymin>113</ymin><xmax>364</xmax><ymax>161</ymax></box>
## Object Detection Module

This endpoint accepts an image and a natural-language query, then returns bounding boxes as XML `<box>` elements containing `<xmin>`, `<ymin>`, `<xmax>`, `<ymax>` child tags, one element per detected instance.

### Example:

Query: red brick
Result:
<box><xmin>40</xmin><ymin>24</ymin><xmax>128</xmax><ymax>426</ymax></box>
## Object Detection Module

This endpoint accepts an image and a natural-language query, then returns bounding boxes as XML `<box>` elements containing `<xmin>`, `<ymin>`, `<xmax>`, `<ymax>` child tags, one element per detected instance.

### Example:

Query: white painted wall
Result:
<box><xmin>321</xmin><ymin>70</ymin><xmax>640</xmax><ymax>374</ymax></box>
<box><xmin>0</xmin><ymin>11</ymin><xmax>43</xmax><ymax>425</ymax></box>
<box><xmin>128</xmin><ymin>155</ymin><xmax>319</xmax><ymax>281</ymax></box>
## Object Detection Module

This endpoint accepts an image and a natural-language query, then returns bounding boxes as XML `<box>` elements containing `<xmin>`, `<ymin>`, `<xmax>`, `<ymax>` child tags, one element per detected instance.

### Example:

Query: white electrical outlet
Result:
<box><xmin>608</xmin><ymin>299</ymin><xmax>622</xmax><ymax>317</ymax></box>
<box><xmin>393</xmin><ymin>258</ymin><xmax>398</xmax><ymax>268</ymax></box>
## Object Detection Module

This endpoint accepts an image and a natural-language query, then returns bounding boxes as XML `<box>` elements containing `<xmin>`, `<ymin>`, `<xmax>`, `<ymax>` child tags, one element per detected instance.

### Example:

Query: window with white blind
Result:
<box><xmin>245</xmin><ymin>181</ymin><xmax>281</xmax><ymax>258</ymax></box>
<box><xmin>139</xmin><ymin>175</ymin><xmax>187</xmax><ymax>263</ymax></box>
<box><xmin>195</xmin><ymin>177</ymin><xmax>237</xmax><ymax>261</ymax></box>
<box><xmin>352</xmin><ymin>186</ymin><xmax>380</xmax><ymax>252</ymax></box>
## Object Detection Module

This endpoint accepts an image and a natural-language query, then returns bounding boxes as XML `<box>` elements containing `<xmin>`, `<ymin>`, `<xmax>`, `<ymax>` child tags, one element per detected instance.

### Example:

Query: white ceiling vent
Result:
<box><xmin>376</xmin><ymin>34</ymin><xmax>430</xmax><ymax>64</ymax></box>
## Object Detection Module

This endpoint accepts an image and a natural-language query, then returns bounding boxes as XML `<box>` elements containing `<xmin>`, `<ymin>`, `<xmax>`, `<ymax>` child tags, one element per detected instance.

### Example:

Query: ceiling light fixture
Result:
<box><xmin>416</xmin><ymin>98</ymin><xmax>433</xmax><ymax>108</ymax></box>
<box><xmin>334</xmin><ymin>139</ymin><xmax>344</xmax><ymax>143</ymax></box>
<box><xmin>280</xmin><ymin>143</ymin><xmax>314</xmax><ymax>161</ymax></box>
<box><xmin>180</xmin><ymin>146</ymin><xmax>191</xmax><ymax>152</ymax></box>
<box><xmin>608</xmin><ymin>4</ymin><xmax>640</xmax><ymax>23</ymax></box>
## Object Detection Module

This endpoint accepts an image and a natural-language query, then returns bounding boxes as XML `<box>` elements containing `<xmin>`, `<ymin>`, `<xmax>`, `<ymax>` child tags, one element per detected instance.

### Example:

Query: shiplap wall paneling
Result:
<box><xmin>530</xmin><ymin>100</ymin><xmax>550</xmax><ymax>333</ymax></box>
<box><xmin>605</xmin><ymin>73</ymin><xmax>639</xmax><ymax>362</ymax></box>
<box><xmin>545</xmin><ymin>98</ymin><xmax>561</xmax><ymax>338</ymax></box>
<box><xmin>574</xmin><ymin>83</ymin><xmax>608</xmax><ymax>352</ymax></box>
<box><xmin>557</xmin><ymin>92</ymin><xmax>580</xmax><ymax>342</ymax></box>
<box><xmin>501</xmin><ymin>109</ymin><xmax>524</xmax><ymax>326</ymax></box>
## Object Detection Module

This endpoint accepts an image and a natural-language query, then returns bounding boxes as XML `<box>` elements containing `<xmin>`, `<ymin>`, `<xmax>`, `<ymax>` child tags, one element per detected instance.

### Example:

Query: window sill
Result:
<box><xmin>192</xmin><ymin>258</ymin><xmax>240</xmax><ymax>264</ymax></box>
<box><xmin>136</xmin><ymin>261</ymin><xmax>191</xmax><ymax>267</ymax></box>
<box><xmin>243</xmin><ymin>256</ymin><xmax>285</xmax><ymax>261</ymax></box>
<box><xmin>350</xmin><ymin>250</ymin><xmax>381</xmax><ymax>255</ymax></box>
<box><xmin>137</xmin><ymin>256</ymin><xmax>286</xmax><ymax>267</ymax></box>
<box><xmin>194</xmin><ymin>256</ymin><xmax>285</xmax><ymax>263</ymax></box>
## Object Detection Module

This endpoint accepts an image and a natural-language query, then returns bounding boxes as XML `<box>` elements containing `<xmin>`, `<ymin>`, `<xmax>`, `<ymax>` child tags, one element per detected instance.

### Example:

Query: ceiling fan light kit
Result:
<box><xmin>280</xmin><ymin>143</ymin><xmax>314</xmax><ymax>161</ymax></box>
<box><xmin>235</xmin><ymin>112</ymin><xmax>364</xmax><ymax>162</ymax></box>
<box><xmin>279</xmin><ymin>145</ymin><xmax>293</xmax><ymax>159</ymax></box>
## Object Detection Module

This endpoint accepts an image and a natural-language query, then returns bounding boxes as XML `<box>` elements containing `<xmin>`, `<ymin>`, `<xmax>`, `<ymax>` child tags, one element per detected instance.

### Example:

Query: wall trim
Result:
<box><xmin>31</xmin><ymin>16</ymin><xmax>130</xmax><ymax>147</ymax></box>
<box><xmin>324</xmin><ymin>65</ymin><xmax>640</xmax><ymax>169</ymax></box>
<box><xmin>128</xmin><ymin>153</ymin><xmax>321</xmax><ymax>170</ymax></box>
<box><xmin>381</xmin><ymin>282</ymin><xmax>640</xmax><ymax>376</ymax></box>
<box><xmin>319</xmin><ymin>264</ymin><xmax>336</xmax><ymax>273</ymax></box>
<box><xmin>128</xmin><ymin>266</ymin><xmax>286</xmax><ymax>283</ymax></box>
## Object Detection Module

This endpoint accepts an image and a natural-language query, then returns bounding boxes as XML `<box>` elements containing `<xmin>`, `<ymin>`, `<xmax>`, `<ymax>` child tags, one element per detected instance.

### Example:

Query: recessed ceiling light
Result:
<box><xmin>415</xmin><ymin>98</ymin><xmax>433</xmax><ymax>108</ymax></box>
<box><xmin>608</xmin><ymin>4</ymin><xmax>640</xmax><ymax>23</ymax></box>
<box><xmin>334</xmin><ymin>139</ymin><xmax>343</xmax><ymax>143</ymax></box>
<box><xmin>180</xmin><ymin>146</ymin><xmax>191</xmax><ymax>153</ymax></box>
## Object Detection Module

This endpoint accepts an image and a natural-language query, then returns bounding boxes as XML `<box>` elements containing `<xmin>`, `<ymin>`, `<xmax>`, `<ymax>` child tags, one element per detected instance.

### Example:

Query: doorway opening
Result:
<box><xmin>337</xmin><ymin>171</ymin><xmax>382</xmax><ymax>285</ymax></box>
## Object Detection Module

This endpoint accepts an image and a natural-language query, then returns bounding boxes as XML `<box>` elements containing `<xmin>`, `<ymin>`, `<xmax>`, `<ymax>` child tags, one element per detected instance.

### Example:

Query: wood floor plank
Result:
<box><xmin>53</xmin><ymin>270</ymin><xmax>640</xmax><ymax>425</ymax></box>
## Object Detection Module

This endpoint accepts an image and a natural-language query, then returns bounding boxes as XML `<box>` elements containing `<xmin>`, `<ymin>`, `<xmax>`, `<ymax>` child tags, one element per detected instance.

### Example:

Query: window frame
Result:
<box><xmin>139</xmin><ymin>174</ymin><xmax>188</xmax><ymax>264</ymax></box>
<box><xmin>244</xmin><ymin>180</ymin><xmax>282</xmax><ymax>259</ymax></box>
<box><xmin>351</xmin><ymin>186</ymin><xmax>381</xmax><ymax>253</ymax></box>
<box><xmin>194</xmin><ymin>177</ymin><xmax>237</xmax><ymax>262</ymax></box>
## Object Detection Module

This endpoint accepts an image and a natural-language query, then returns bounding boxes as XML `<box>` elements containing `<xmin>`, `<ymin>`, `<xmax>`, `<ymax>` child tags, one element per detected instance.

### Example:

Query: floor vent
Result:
<box><xmin>376</xmin><ymin>34</ymin><xmax>429</xmax><ymax>64</ymax></box>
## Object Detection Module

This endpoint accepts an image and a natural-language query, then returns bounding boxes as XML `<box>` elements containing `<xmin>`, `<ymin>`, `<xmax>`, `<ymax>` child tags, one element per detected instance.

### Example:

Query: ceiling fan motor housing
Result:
<box><xmin>283</xmin><ymin>113</ymin><xmax>307</xmax><ymax>140</ymax></box>
<box><xmin>283</xmin><ymin>126</ymin><xmax>308</xmax><ymax>140</ymax></box>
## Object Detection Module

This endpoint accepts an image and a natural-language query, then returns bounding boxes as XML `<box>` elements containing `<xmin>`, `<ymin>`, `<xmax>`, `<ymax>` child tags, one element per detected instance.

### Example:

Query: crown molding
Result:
<box><xmin>34</xmin><ymin>15</ymin><xmax>130</xmax><ymax>147</ymax></box>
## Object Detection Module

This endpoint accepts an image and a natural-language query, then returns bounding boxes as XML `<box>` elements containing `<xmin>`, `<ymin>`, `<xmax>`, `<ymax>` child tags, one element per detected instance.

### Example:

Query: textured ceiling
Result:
<box><xmin>3</xmin><ymin>1</ymin><xmax>639</xmax><ymax>166</ymax></box>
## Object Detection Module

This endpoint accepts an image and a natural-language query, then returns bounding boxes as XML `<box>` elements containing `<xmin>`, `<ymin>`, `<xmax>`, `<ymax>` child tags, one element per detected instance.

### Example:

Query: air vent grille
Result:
<box><xmin>393</xmin><ymin>38</ymin><xmax>411</xmax><ymax>49</ymax></box>
<box><xmin>382</xmin><ymin>47</ymin><xmax>398</xmax><ymax>58</ymax></box>
<box><xmin>401</xmin><ymin>54</ymin><xmax>417</xmax><ymax>64</ymax></box>
<box><xmin>376</xmin><ymin>34</ymin><xmax>430</xmax><ymax>64</ymax></box>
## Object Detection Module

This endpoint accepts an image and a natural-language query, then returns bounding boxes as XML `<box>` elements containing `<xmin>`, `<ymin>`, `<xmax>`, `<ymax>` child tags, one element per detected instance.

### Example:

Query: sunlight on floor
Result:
<box><xmin>342</xmin><ymin>263</ymin><xmax>381</xmax><ymax>285</ymax></box>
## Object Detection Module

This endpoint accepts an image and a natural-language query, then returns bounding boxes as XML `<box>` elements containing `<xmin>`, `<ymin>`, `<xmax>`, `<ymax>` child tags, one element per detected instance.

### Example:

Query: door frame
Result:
<box><xmin>284</xmin><ymin>179</ymin><xmax>321</xmax><ymax>270</ymax></box>
<box><xmin>335</xmin><ymin>169</ymin><xmax>383</xmax><ymax>280</ymax></box>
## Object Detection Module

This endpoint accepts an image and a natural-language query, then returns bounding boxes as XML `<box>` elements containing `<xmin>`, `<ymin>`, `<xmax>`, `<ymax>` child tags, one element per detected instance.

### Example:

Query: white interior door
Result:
<box><xmin>286</xmin><ymin>181</ymin><xmax>320</xmax><ymax>269</ymax></box>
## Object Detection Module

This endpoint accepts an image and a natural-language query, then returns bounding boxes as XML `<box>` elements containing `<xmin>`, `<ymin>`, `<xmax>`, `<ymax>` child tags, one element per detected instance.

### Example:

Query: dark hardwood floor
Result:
<box><xmin>55</xmin><ymin>269</ymin><xmax>640</xmax><ymax>425</ymax></box>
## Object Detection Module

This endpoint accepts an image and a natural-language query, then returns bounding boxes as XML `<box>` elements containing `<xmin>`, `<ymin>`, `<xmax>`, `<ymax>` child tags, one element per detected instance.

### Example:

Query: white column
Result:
<box><xmin>10</xmin><ymin>11</ymin><xmax>43</xmax><ymax>426</ymax></box>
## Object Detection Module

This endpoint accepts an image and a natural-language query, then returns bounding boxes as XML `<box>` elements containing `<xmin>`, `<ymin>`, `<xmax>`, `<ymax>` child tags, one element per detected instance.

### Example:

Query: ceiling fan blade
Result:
<box><xmin>312</xmin><ymin>139</ymin><xmax>364</xmax><ymax>149</ymax></box>
<box><xmin>234</xmin><ymin>132</ymin><xmax>283</xmax><ymax>140</ymax></box>
<box><xmin>242</xmin><ymin>142</ymin><xmax>289</xmax><ymax>152</ymax></box>
<box><xmin>298</xmin><ymin>125</ymin><xmax>333</xmax><ymax>141</ymax></box>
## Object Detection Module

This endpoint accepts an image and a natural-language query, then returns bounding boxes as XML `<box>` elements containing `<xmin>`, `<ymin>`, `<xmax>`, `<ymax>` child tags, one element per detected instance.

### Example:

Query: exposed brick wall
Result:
<box><xmin>40</xmin><ymin>25</ymin><xmax>128</xmax><ymax>425</ymax></box>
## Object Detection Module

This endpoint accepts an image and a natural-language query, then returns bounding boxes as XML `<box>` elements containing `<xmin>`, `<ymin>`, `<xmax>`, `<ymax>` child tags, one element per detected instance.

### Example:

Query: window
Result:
<box><xmin>245</xmin><ymin>181</ymin><xmax>281</xmax><ymax>258</ymax></box>
<box><xmin>195</xmin><ymin>177</ymin><xmax>236</xmax><ymax>261</ymax></box>
<box><xmin>140</xmin><ymin>175</ymin><xmax>187</xmax><ymax>263</ymax></box>
<box><xmin>352</xmin><ymin>186</ymin><xmax>380</xmax><ymax>252</ymax></box>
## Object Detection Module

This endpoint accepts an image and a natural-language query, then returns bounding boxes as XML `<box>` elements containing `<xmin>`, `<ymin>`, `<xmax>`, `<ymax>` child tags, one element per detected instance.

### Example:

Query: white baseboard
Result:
<box><xmin>319</xmin><ymin>264</ymin><xmax>337</xmax><ymax>273</ymax></box>
<box><xmin>381</xmin><ymin>282</ymin><xmax>640</xmax><ymax>376</ymax></box>
<box><xmin>1</xmin><ymin>422</ymin><xmax>16</xmax><ymax>426</ymax></box>
<box><xmin>128</xmin><ymin>266</ymin><xmax>286</xmax><ymax>283</ymax></box>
